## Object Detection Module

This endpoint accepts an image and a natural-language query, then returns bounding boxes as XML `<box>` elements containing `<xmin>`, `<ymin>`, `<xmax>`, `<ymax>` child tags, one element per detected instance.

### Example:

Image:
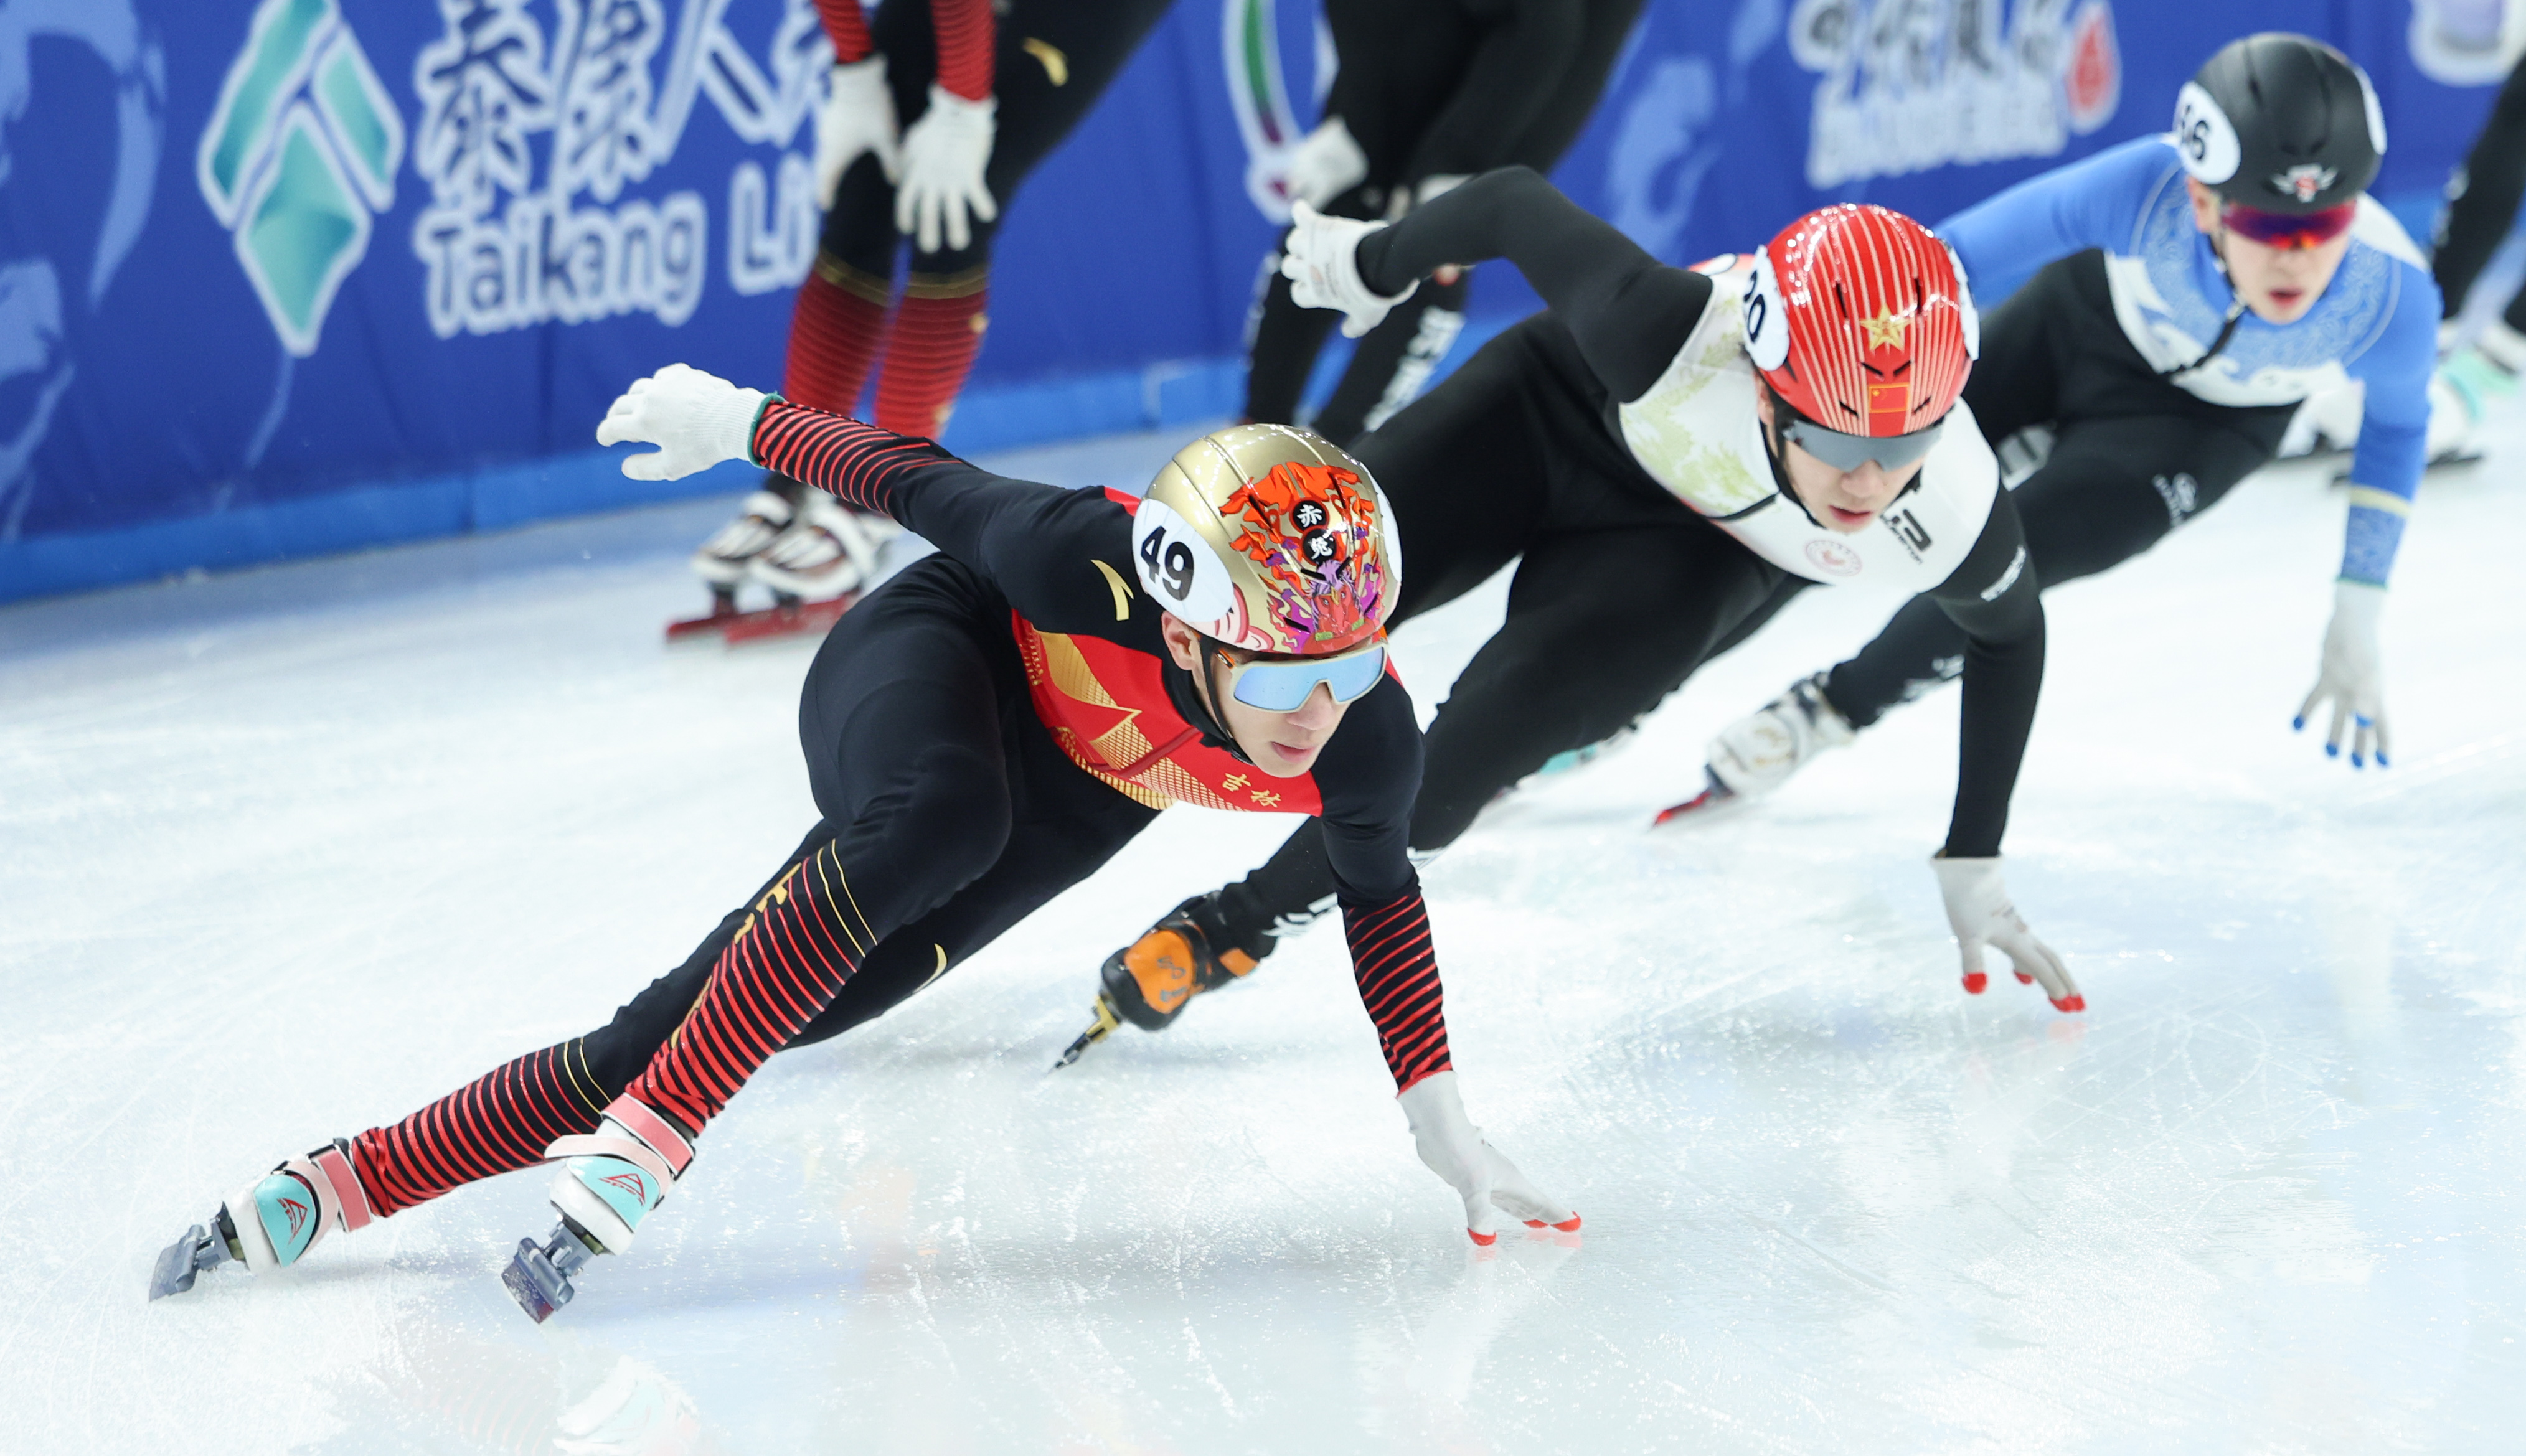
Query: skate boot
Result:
<box><xmin>1053</xmin><ymin>894</ymin><xmax>1263</xmax><ymax>1068</ymax></box>
<box><xmin>689</xmin><ymin>487</ymin><xmax>798</xmax><ymax>611</ymax></box>
<box><xmin>1534</xmin><ymin>724</ymin><xmax>1637</xmax><ymax>778</ymax></box>
<box><xmin>503</xmin><ymin>1096</ymin><xmax>694</xmax><ymax>1323</ymax></box>
<box><xmin>747</xmin><ymin>491</ymin><xmax>899</xmax><ymax>604</ymax></box>
<box><xmin>1657</xmin><ymin>672</ymin><xmax>1854</xmax><ymax>824</ymax></box>
<box><xmin>148</xmin><ymin>1137</ymin><xmax>376</xmax><ymax>1300</ymax></box>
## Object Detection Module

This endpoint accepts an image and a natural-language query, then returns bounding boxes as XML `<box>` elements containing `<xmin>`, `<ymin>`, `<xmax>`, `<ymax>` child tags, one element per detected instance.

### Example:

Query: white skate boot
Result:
<box><xmin>1656</xmin><ymin>672</ymin><xmax>1854</xmax><ymax>824</ymax></box>
<box><xmin>503</xmin><ymin>1096</ymin><xmax>694</xmax><ymax>1323</ymax></box>
<box><xmin>687</xmin><ymin>487</ymin><xmax>796</xmax><ymax>609</ymax></box>
<box><xmin>148</xmin><ymin>1138</ymin><xmax>377</xmax><ymax>1299</ymax></box>
<box><xmin>747</xmin><ymin>491</ymin><xmax>899</xmax><ymax>604</ymax></box>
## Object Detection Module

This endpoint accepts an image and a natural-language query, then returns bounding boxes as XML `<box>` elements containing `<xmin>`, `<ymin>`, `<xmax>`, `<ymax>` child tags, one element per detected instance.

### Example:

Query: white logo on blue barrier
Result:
<box><xmin>199</xmin><ymin>0</ymin><xmax>404</xmax><ymax>357</ymax></box>
<box><xmin>410</xmin><ymin>0</ymin><xmax>829</xmax><ymax>339</ymax></box>
<box><xmin>1789</xmin><ymin>0</ymin><xmax>2121</xmax><ymax>187</ymax></box>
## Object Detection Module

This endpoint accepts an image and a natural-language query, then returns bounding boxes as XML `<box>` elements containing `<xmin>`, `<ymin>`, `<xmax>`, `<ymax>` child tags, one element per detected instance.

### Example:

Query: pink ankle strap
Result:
<box><xmin>602</xmin><ymin>1096</ymin><xmax>694</xmax><ymax>1173</ymax></box>
<box><xmin>311</xmin><ymin>1143</ymin><xmax>374</xmax><ymax>1231</ymax></box>
<box><xmin>543</xmin><ymin>1133</ymin><xmax>677</xmax><ymax>1193</ymax></box>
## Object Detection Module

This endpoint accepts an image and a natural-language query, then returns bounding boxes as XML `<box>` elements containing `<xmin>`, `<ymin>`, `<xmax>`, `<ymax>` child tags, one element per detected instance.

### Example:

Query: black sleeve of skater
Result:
<box><xmin>749</xmin><ymin>398</ymin><xmax>1140</xmax><ymax>636</ymax></box>
<box><xmin>1395</xmin><ymin>2</ymin><xmax>1585</xmax><ymax>187</ymax></box>
<box><xmin>1925</xmin><ymin>489</ymin><xmax>2046</xmax><ymax>859</ymax></box>
<box><xmin>1351</xmin><ymin>166</ymin><xmax>1712</xmax><ymax>404</ymax></box>
<box><xmin>1306</xmin><ymin>675</ymin><xmax>1426</xmax><ymax>904</ymax></box>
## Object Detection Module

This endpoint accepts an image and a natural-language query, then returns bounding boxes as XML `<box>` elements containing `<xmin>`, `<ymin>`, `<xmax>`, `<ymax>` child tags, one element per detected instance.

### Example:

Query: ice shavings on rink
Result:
<box><xmin>2</xmin><ymin>418</ymin><xmax>2523</xmax><ymax>1453</ymax></box>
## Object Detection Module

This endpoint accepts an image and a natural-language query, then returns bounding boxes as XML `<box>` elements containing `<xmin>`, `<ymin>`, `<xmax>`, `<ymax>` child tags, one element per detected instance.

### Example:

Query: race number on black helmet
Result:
<box><xmin>2174</xmin><ymin>33</ymin><xmax>2385</xmax><ymax>214</ymax></box>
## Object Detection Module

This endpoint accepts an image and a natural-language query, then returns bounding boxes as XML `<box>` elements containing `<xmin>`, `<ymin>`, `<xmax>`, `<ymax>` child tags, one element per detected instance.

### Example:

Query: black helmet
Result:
<box><xmin>2172</xmin><ymin>33</ymin><xmax>2385</xmax><ymax>214</ymax></box>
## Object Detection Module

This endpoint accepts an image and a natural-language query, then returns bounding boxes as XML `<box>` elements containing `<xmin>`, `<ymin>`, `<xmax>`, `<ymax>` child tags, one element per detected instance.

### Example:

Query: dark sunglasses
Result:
<box><xmin>2220</xmin><ymin>200</ymin><xmax>2356</xmax><ymax>250</ymax></box>
<box><xmin>1778</xmin><ymin>413</ymin><xmax>1945</xmax><ymax>473</ymax></box>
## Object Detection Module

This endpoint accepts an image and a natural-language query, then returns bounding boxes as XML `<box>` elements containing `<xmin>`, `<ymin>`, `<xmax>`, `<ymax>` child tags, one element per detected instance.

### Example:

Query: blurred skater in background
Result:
<box><xmin>1242</xmin><ymin>0</ymin><xmax>1644</xmax><ymax>447</ymax></box>
<box><xmin>682</xmin><ymin>0</ymin><xmax>1175</xmax><ymax>632</ymax></box>
<box><xmin>2429</xmin><ymin>46</ymin><xmax>2526</xmax><ymax>405</ymax></box>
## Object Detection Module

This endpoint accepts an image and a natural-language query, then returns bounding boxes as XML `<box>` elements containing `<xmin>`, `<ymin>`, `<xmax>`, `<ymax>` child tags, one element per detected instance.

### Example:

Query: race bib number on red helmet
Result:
<box><xmin>1743</xmin><ymin>249</ymin><xmax>1789</xmax><ymax>372</ymax></box>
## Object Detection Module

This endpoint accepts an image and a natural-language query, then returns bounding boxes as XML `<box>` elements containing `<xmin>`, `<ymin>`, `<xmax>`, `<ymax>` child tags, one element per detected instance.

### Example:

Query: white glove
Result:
<box><xmin>1385</xmin><ymin>171</ymin><xmax>1471</xmax><ymax>222</ymax></box>
<box><xmin>2294</xmin><ymin>580</ymin><xmax>2389</xmax><ymax>768</ymax></box>
<box><xmin>894</xmin><ymin>84</ymin><xmax>997</xmax><ymax>253</ymax></box>
<box><xmin>1397</xmin><ymin>1071</ymin><xmax>1578</xmax><ymax>1246</ymax></box>
<box><xmin>1283</xmin><ymin>116</ymin><xmax>1368</xmax><ymax>209</ymax></box>
<box><xmin>1279</xmin><ymin>200</ymin><xmax>1419</xmax><ymax>339</ymax></box>
<box><xmin>1930</xmin><ymin>855</ymin><xmax>2081</xmax><ymax>1012</ymax></box>
<box><xmin>595</xmin><ymin>364</ymin><xmax>767</xmax><ymax>481</ymax></box>
<box><xmin>816</xmin><ymin>55</ymin><xmax>901</xmax><ymax>208</ymax></box>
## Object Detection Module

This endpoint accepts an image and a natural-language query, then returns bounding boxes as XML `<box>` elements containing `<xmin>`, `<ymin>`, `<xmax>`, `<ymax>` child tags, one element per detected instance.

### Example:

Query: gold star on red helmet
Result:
<box><xmin>1859</xmin><ymin>309</ymin><xmax>1909</xmax><ymax>349</ymax></box>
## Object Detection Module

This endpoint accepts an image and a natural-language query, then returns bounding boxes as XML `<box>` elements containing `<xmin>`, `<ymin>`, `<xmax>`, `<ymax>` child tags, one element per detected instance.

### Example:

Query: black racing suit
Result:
<box><xmin>349</xmin><ymin>410</ymin><xmax>1456</xmax><ymax>1217</ymax></box>
<box><xmin>1244</xmin><ymin>0</ymin><xmax>1646</xmax><ymax>444</ymax></box>
<box><xmin>1204</xmin><ymin>167</ymin><xmax>2047</xmax><ymax>960</ymax></box>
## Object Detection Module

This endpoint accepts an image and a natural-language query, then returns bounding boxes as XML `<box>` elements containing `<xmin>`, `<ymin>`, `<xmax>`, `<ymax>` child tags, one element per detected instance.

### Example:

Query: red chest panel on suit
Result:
<box><xmin>1010</xmin><ymin>611</ymin><xmax>1325</xmax><ymax>816</ymax></box>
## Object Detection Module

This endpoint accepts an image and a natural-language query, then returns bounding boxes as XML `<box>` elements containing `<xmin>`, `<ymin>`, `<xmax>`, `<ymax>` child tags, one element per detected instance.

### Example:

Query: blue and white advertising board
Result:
<box><xmin>0</xmin><ymin>0</ymin><xmax>2514</xmax><ymax>602</ymax></box>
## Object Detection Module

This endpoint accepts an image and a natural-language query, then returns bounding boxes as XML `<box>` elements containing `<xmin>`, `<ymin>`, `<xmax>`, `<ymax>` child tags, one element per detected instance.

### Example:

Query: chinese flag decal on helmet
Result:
<box><xmin>1753</xmin><ymin>204</ymin><xmax>1977</xmax><ymax>438</ymax></box>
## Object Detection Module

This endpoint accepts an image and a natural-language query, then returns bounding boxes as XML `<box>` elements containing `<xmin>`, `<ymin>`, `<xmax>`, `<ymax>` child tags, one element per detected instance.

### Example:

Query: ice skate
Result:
<box><xmin>669</xmin><ymin>487</ymin><xmax>797</xmax><ymax>639</ymax></box>
<box><xmin>1053</xmin><ymin>894</ymin><xmax>1261</xmax><ymax>1068</ymax></box>
<box><xmin>503</xmin><ymin>1096</ymin><xmax>694</xmax><ymax>1323</ymax></box>
<box><xmin>148</xmin><ymin>1138</ymin><xmax>376</xmax><ymax>1300</ymax></box>
<box><xmin>687</xmin><ymin>494</ymin><xmax>901</xmax><ymax>644</ymax></box>
<box><xmin>1658</xmin><ymin>673</ymin><xmax>1853</xmax><ymax>825</ymax></box>
<box><xmin>1532</xmin><ymin>724</ymin><xmax>1635</xmax><ymax>779</ymax></box>
<box><xmin>748</xmin><ymin>492</ymin><xmax>895</xmax><ymax>601</ymax></box>
<box><xmin>2428</xmin><ymin>325</ymin><xmax>2520</xmax><ymax>467</ymax></box>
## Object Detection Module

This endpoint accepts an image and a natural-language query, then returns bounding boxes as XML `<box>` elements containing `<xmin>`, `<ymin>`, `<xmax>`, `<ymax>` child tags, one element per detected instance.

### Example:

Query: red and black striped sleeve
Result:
<box><xmin>814</xmin><ymin>0</ymin><xmax>872</xmax><ymax>62</ymax></box>
<box><xmin>752</xmin><ymin>396</ymin><xmax>959</xmax><ymax>518</ymax></box>
<box><xmin>930</xmin><ymin>0</ymin><xmax>995</xmax><ymax>101</ymax></box>
<box><xmin>1345</xmin><ymin>887</ymin><xmax>1454</xmax><ymax>1093</ymax></box>
<box><xmin>750</xmin><ymin>397</ymin><xmax>1145</xmax><ymax>636</ymax></box>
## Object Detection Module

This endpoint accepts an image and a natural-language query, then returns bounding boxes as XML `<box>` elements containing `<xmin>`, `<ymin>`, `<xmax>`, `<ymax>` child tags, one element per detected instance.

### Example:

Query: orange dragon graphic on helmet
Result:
<box><xmin>1217</xmin><ymin>459</ymin><xmax>1389</xmax><ymax>651</ymax></box>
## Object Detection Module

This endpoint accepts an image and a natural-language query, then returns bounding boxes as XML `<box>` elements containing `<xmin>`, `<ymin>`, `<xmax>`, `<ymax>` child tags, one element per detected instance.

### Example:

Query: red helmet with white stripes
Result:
<box><xmin>1742</xmin><ymin>204</ymin><xmax>1979</xmax><ymax>448</ymax></box>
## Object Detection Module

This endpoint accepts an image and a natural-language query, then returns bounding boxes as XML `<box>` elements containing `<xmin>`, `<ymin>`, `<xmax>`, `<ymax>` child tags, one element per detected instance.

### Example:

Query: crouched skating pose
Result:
<box><xmin>1687</xmin><ymin>34</ymin><xmax>2441</xmax><ymax>808</ymax></box>
<box><xmin>1060</xmin><ymin>169</ymin><xmax>2074</xmax><ymax>1068</ymax></box>
<box><xmin>150</xmin><ymin>373</ymin><xmax>1574</xmax><ymax>1318</ymax></box>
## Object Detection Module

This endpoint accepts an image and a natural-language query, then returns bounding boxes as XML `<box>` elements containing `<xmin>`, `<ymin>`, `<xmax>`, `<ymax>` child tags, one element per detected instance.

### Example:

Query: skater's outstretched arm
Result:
<box><xmin>1339</xmin><ymin>166</ymin><xmax>1713</xmax><ymax>402</ymax></box>
<box><xmin>1921</xmin><ymin>485</ymin><xmax>2045</xmax><ymax>863</ymax></box>
<box><xmin>596</xmin><ymin>365</ymin><xmax>1146</xmax><ymax>637</ymax></box>
<box><xmin>1933</xmin><ymin>137</ymin><xmax>2170</xmax><ymax>304</ymax></box>
<box><xmin>2302</xmin><ymin>244</ymin><xmax>2438</xmax><ymax>768</ymax></box>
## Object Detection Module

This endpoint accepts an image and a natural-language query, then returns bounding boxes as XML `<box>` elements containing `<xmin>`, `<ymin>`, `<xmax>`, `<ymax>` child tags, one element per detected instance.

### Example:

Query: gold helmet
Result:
<box><xmin>1131</xmin><ymin>423</ymin><xmax>1400</xmax><ymax>655</ymax></box>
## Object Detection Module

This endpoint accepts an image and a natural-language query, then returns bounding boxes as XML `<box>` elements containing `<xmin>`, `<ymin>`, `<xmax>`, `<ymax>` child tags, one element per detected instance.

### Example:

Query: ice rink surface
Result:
<box><xmin>5</xmin><ymin>419</ymin><xmax>2524</xmax><ymax>1454</ymax></box>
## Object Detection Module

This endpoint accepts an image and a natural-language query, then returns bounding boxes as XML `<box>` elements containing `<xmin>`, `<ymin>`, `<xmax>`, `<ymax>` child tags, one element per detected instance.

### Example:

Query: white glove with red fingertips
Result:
<box><xmin>815</xmin><ymin>55</ymin><xmax>901</xmax><ymax>207</ymax></box>
<box><xmin>895</xmin><ymin>85</ymin><xmax>997</xmax><ymax>253</ymax></box>
<box><xmin>1931</xmin><ymin>855</ymin><xmax>2082</xmax><ymax>1012</ymax></box>
<box><xmin>1280</xmin><ymin>200</ymin><xmax>1419</xmax><ymax>339</ymax></box>
<box><xmin>595</xmin><ymin>365</ymin><xmax>767</xmax><ymax>481</ymax></box>
<box><xmin>1397</xmin><ymin>1071</ymin><xmax>1578</xmax><ymax>1246</ymax></box>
